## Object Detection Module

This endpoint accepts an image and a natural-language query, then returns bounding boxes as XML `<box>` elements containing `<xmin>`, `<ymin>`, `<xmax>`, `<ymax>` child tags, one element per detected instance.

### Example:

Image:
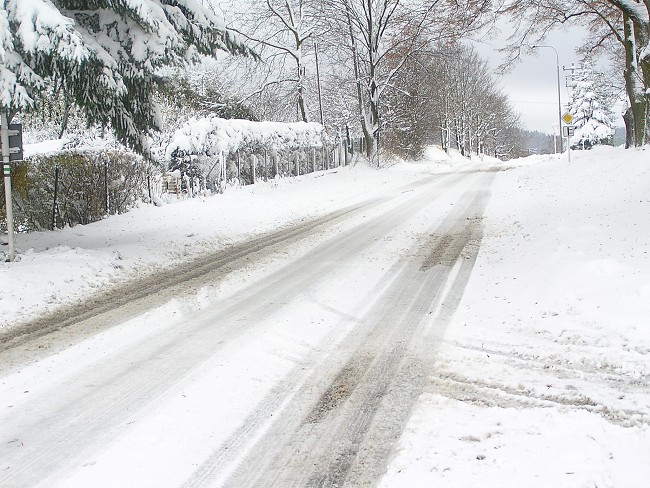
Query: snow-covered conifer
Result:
<box><xmin>0</xmin><ymin>0</ymin><xmax>253</xmax><ymax>154</ymax></box>
<box><xmin>566</xmin><ymin>59</ymin><xmax>616</xmax><ymax>149</ymax></box>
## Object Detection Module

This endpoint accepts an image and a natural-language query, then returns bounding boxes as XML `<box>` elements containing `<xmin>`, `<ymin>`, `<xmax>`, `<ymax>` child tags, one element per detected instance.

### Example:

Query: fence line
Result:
<box><xmin>166</xmin><ymin>138</ymin><xmax>355</xmax><ymax>197</ymax></box>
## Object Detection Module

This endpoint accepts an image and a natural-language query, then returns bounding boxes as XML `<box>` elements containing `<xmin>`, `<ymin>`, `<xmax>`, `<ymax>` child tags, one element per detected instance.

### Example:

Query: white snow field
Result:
<box><xmin>379</xmin><ymin>146</ymin><xmax>650</xmax><ymax>487</ymax></box>
<box><xmin>1</xmin><ymin>145</ymin><xmax>649</xmax><ymax>487</ymax></box>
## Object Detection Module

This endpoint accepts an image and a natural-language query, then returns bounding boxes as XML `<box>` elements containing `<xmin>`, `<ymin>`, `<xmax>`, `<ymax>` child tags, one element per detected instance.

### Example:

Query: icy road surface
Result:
<box><xmin>0</xmin><ymin>167</ymin><xmax>495</xmax><ymax>487</ymax></box>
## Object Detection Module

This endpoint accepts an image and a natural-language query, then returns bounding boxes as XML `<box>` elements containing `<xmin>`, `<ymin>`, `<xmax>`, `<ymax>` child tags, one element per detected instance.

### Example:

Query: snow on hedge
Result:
<box><xmin>166</xmin><ymin>117</ymin><xmax>327</xmax><ymax>159</ymax></box>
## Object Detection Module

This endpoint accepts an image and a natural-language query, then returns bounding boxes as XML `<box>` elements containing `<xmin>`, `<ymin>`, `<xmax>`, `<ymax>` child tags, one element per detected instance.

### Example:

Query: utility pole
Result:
<box><xmin>1</xmin><ymin>113</ymin><xmax>16</xmax><ymax>262</ymax></box>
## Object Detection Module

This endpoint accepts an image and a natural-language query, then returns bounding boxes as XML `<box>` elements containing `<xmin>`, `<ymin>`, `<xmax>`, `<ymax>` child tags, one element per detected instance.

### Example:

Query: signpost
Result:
<box><xmin>1</xmin><ymin>113</ymin><xmax>23</xmax><ymax>262</ymax></box>
<box><xmin>562</xmin><ymin>119</ymin><xmax>575</xmax><ymax>162</ymax></box>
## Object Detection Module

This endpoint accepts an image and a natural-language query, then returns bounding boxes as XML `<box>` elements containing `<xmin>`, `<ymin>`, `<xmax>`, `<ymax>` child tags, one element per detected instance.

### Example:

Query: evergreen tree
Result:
<box><xmin>566</xmin><ymin>60</ymin><xmax>615</xmax><ymax>149</ymax></box>
<box><xmin>0</xmin><ymin>0</ymin><xmax>254</xmax><ymax>155</ymax></box>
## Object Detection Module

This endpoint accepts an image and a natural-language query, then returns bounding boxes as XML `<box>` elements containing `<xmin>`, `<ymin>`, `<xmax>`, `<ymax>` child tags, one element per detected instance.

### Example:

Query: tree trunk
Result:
<box><xmin>622</xmin><ymin>11</ymin><xmax>647</xmax><ymax>146</ymax></box>
<box><xmin>623</xmin><ymin>106</ymin><xmax>634</xmax><ymax>149</ymax></box>
<box><xmin>297</xmin><ymin>54</ymin><xmax>309</xmax><ymax>122</ymax></box>
<box><xmin>59</xmin><ymin>92</ymin><xmax>72</xmax><ymax>139</ymax></box>
<box><xmin>345</xmin><ymin>1</ymin><xmax>376</xmax><ymax>159</ymax></box>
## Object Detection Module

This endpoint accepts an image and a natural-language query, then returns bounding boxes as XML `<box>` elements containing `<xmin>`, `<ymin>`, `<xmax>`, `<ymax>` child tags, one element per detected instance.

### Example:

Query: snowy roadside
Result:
<box><xmin>0</xmin><ymin>147</ymin><xmax>471</xmax><ymax>331</ymax></box>
<box><xmin>380</xmin><ymin>146</ymin><xmax>650</xmax><ymax>487</ymax></box>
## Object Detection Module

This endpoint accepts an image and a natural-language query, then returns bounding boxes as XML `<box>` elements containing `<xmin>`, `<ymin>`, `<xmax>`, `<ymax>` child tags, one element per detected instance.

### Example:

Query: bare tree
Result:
<box><xmin>222</xmin><ymin>0</ymin><xmax>324</xmax><ymax>122</ymax></box>
<box><xmin>317</xmin><ymin>0</ymin><xmax>494</xmax><ymax>161</ymax></box>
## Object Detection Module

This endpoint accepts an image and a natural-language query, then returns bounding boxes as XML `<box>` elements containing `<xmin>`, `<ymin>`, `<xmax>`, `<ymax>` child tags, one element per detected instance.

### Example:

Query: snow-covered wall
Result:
<box><xmin>165</xmin><ymin>117</ymin><xmax>328</xmax><ymax>159</ymax></box>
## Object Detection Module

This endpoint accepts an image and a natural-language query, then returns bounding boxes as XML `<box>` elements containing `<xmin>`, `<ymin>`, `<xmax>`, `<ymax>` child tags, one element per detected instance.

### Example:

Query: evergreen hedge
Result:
<box><xmin>1</xmin><ymin>149</ymin><xmax>154</xmax><ymax>233</ymax></box>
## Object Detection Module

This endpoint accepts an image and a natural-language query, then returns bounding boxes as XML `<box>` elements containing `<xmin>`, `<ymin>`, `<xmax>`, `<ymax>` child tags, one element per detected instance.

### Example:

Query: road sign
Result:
<box><xmin>0</xmin><ymin>123</ymin><xmax>23</xmax><ymax>162</ymax></box>
<box><xmin>563</xmin><ymin>125</ymin><xmax>575</xmax><ymax>137</ymax></box>
<box><xmin>562</xmin><ymin>112</ymin><xmax>574</xmax><ymax>124</ymax></box>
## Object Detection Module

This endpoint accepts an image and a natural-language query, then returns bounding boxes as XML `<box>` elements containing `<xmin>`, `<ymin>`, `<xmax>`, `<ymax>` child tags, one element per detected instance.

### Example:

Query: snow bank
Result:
<box><xmin>381</xmin><ymin>145</ymin><xmax>650</xmax><ymax>486</ymax></box>
<box><xmin>422</xmin><ymin>145</ymin><xmax>451</xmax><ymax>162</ymax></box>
<box><xmin>165</xmin><ymin>117</ymin><xmax>328</xmax><ymax>159</ymax></box>
<box><xmin>382</xmin><ymin>396</ymin><xmax>648</xmax><ymax>487</ymax></box>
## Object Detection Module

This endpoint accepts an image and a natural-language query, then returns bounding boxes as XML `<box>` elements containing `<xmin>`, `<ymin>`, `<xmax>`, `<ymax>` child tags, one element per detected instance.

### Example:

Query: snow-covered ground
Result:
<box><xmin>1</xmin><ymin>144</ymin><xmax>649</xmax><ymax>485</ymax></box>
<box><xmin>380</xmin><ymin>145</ymin><xmax>650</xmax><ymax>487</ymax></box>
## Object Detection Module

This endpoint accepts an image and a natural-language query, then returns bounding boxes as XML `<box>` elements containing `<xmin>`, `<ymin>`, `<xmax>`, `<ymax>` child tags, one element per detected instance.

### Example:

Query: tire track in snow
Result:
<box><xmin>0</xmin><ymin>172</ymin><xmax>462</xmax><ymax>368</ymax></box>
<box><xmin>177</xmin><ymin>175</ymin><xmax>482</xmax><ymax>488</ymax></box>
<box><xmin>198</xmin><ymin>174</ymin><xmax>495</xmax><ymax>488</ymax></box>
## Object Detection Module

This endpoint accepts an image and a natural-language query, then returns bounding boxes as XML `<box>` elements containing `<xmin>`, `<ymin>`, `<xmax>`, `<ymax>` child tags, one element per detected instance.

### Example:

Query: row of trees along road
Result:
<box><xmin>2</xmin><ymin>0</ymin><xmax>648</xmax><ymax>164</ymax></box>
<box><xmin>383</xmin><ymin>42</ymin><xmax>521</xmax><ymax>159</ymax></box>
<box><xmin>216</xmin><ymin>0</ymin><xmax>501</xmax><ymax>161</ymax></box>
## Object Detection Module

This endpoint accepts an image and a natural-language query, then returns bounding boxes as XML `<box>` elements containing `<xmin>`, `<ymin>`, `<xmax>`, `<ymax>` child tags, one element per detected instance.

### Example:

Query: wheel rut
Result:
<box><xmin>0</xmin><ymin>172</ymin><xmax>467</xmax><ymax>373</ymax></box>
<box><xmin>194</xmin><ymin>175</ymin><xmax>495</xmax><ymax>488</ymax></box>
<box><xmin>0</xmin><ymin>168</ymin><xmax>499</xmax><ymax>488</ymax></box>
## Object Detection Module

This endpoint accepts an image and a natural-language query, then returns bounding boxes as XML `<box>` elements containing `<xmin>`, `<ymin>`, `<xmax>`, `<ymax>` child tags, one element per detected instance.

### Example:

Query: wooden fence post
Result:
<box><xmin>220</xmin><ymin>151</ymin><xmax>226</xmax><ymax>191</ymax></box>
<box><xmin>273</xmin><ymin>149</ymin><xmax>279</xmax><ymax>177</ymax></box>
<box><xmin>264</xmin><ymin>149</ymin><xmax>268</xmax><ymax>180</ymax></box>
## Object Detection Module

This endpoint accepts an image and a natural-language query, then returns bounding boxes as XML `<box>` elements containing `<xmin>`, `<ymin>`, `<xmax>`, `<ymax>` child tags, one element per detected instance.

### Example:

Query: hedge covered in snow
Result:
<box><xmin>165</xmin><ymin>117</ymin><xmax>328</xmax><ymax>159</ymax></box>
<box><xmin>2</xmin><ymin>143</ymin><xmax>154</xmax><ymax>232</ymax></box>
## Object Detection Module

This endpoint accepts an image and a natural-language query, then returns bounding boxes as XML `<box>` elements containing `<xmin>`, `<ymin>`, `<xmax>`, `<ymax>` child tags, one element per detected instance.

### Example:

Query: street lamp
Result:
<box><xmin>531</xmin><ymin>44</ymin><xmax>563</xmax><ymax>154</ymax></box>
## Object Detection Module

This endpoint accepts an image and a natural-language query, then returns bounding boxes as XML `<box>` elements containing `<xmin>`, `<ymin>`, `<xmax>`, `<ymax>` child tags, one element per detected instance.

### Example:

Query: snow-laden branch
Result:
<box><xmin>1</xmin><ymin>0</ymin><xmax>255</xmax><ymax>153</ymax></box>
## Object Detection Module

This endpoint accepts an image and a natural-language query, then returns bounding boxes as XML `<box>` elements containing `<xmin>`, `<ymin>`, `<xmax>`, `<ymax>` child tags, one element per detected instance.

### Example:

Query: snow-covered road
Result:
<box><xmin>1</xmin><ymin>166</ymin><xmax>496</xmax><ymax>487</ymax></box>
<box><xmin>2</xmin><ymin>146</ymin><xmax>649</xmax><ymax>487</ymax></box>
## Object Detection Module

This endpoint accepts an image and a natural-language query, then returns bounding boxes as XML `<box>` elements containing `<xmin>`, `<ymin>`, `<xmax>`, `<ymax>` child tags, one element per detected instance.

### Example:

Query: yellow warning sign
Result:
<box><xmin>562</xmin><ymin>112</ymin><xmax>574</xmax><ymax>124</ymax></box>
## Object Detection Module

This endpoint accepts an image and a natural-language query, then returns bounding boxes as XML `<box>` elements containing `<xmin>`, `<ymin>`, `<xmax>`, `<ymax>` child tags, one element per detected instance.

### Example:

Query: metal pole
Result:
<box><xmin>314</xmin><ymin>42</ymin><xmax>325</xmax><ymax>126</ymax></box>
<box><xmin>1</xmin><ymin>113</ymin><xmax>15</xmax><ymax>261</ymax></box>
<box><xmin>555</xmin><ymin>56</ymin><xmax>562</xmax><ymax>153</ymax></box>
<box><xmin>52</xmin><ymin>165</ymin><xmax>60</xmax><ymax>230</ymax></box>
<box><xmin>104</xmin><ymin>159</ymin><xmax>109</xmax><ymax>213</ymax></box>
<box><xmin>532</xmin><ymin>45</ymin><xmax>563</xmax><ymax>154</ymax></box>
